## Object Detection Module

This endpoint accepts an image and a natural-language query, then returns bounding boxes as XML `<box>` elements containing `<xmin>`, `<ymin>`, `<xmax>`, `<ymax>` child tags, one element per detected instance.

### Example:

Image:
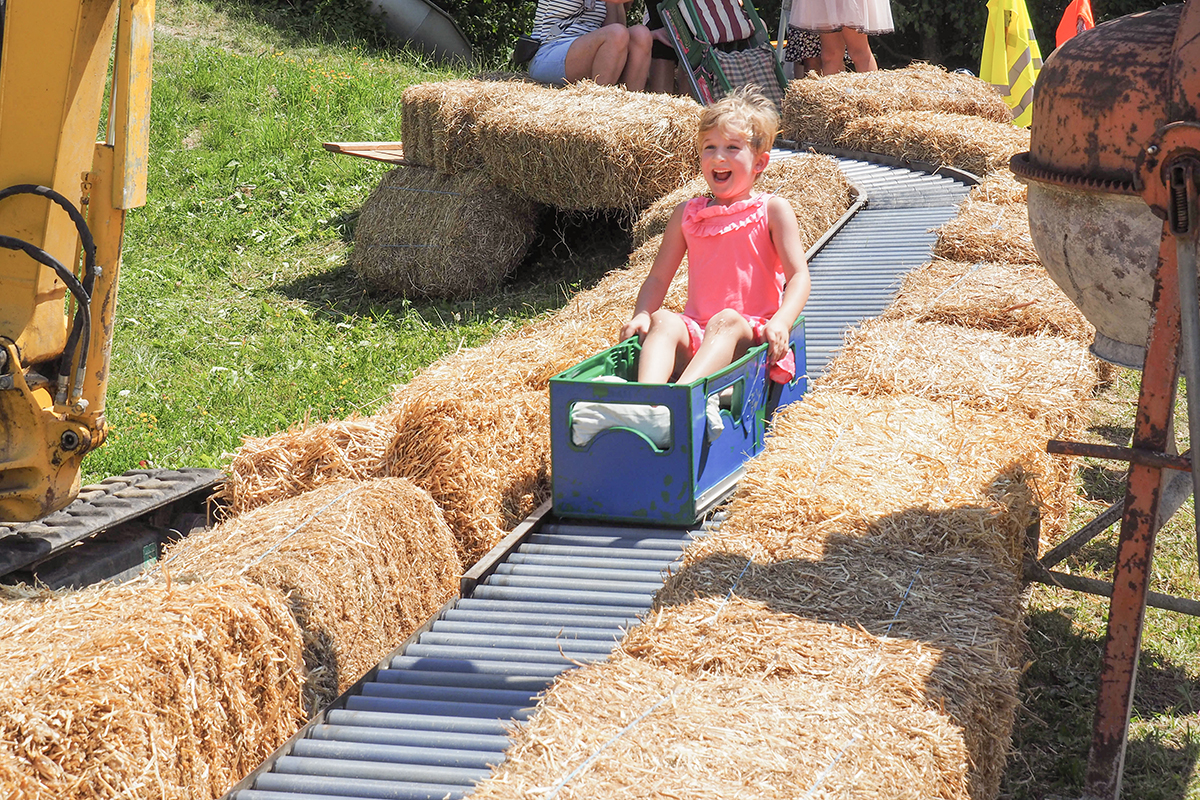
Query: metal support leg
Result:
<box><xmin>1082</xmin><ymin>227</ymin><xmax>1183</xmax><ymax>800</ymax></box>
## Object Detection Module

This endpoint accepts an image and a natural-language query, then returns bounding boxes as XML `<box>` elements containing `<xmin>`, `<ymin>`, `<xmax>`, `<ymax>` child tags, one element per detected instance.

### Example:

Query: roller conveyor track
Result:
<box><xmin>224</xmin><ymin>152</ymin><xmax>973</xmax><ymax>800</ymax></box>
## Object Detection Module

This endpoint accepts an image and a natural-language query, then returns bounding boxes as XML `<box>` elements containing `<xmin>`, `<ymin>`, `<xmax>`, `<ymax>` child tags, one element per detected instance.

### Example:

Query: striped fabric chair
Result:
<box><xmin>657</xmin><ymin>0</ymin><xmax>788</xmax><ymax>106</ymax></box>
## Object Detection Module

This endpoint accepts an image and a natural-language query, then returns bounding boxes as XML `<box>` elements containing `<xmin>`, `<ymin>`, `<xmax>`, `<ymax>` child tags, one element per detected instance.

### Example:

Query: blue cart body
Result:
<box><xmin>549</xmin><ymin>318</ymin><xmax>806</xmax><ymax>525</ymax></box>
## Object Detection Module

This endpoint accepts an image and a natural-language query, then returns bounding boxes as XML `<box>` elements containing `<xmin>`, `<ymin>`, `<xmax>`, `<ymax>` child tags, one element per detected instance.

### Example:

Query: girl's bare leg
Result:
<box><xmin>638</xmin><ymin>310</ymin><xmax>692</xmax><ymax>383</ymax></box>
<box><xmin>621</xmin><ymin>25</ymin><xmax>653</xmax><ymax>91</ymax></box>
<box><xmin>840</xmin><ymin>27</ymin><xmax>877</xmax><ymax>71</ymax></box>
<box><xmin>676</xmin><ymin>309</ymin><xmax>753</xmax><ymax>384</ymax></box>
<box><xmin>819</xmin><ymin>31</ymin><xmax>848</xmax><ymax>75</ymax></box>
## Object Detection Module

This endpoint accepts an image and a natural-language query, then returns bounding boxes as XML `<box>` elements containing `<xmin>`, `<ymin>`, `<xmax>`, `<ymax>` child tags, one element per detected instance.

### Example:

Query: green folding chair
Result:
<box><xmin>657</xmin><ymin>0</ymin><xmax>789</xmax><ymax>106</ymax></box>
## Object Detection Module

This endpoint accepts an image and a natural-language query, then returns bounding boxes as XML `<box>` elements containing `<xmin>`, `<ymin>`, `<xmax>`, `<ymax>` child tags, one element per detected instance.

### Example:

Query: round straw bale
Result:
<box><xmin>881</xmin><ymin>258</ymin><xmax>1094</xmax><ymax>342</ymax></box>
<box><xmin>161</xmin><ymin>478</ymin><xmax>461</xmax><ymax>708</ymax></box>
<box><xmin>0</xmin><ymin>579</ymin><xmax>304</xmax><ymax>799</ymax></box>
<box><xmin>698</xmin><ymin>391</ymin><xmax>1058</xmax><ymax>567</ymax></box>
<box><xmin>781</xmin><ymin>62</ymin><xmax>1013</xmax><ymax>145</ymax></box>
<box><xmin>933</xmin><ymin>194</ymin><xmax>1039</xmax><ymax>264</ymax></box>
<box><xmin>471</xmin><ymin>654</ymin><xmax>972</xmax><ymax>800</ymax></box>
<box><xmin>383</xmin><ymin>389</ymin><xmax>551</xmax><ymax>562</ymax></box>
<box><xmin>475</xmin><ymin>81</ymin><xmax>703</xmax><ymax>212</ymax></box>
<box><xmin>817</xmin><ymin>318</ymin><xmax>1099</xmax><ymax>431</ymax></box>
<box><xmin>349</xmin><ymin>166</ymin><xmax>540</xmax><ymax>300</ymax></box>
<box><xmin>631</xmin><ymin>152</ymin><xmax>854</xmax><ymax>249</ymax></box>
<box><xmin>401</xmin><ymin>78</ymin><xmax>546</xmax><ymax>174</ymax></box>
<box><xmin>836</xmin><ymin>111</ymin><xmax>1030</xmax><ymax>177</ymax></box>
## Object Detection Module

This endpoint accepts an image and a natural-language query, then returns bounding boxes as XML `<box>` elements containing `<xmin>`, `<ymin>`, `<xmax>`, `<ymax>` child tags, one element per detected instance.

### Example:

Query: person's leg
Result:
<box><xmin>840</xmin><ymin>27</ymin><xmax>877</xmax><ymax>71</ymax></box>
<box><xmin>638</xmin><ymin>310</ymin><xmax>692</xmax><ymax>383</ymax></box>
<box><xmin>565</xmin><ymin>24</ymin><xmax>630</xmax><ymax>85</ymax></box>
<box><xmin>621</xmin><ymin>24</ymin><xmax>652</xmax><ymax>91</ymax></box>
<box><xmin>819</xmin><ymin>30</ymin><xmax>847</xmax><ymax>75</ymax></box>
<box><xmin>676</xmin><ymin>309</ymin><xmax>754</xmax><ymax>384</ymax></box>
<box><xmin>649</xmin><ymin>57</ymin><xmax>676</xmax><ymax>92</ymax></box>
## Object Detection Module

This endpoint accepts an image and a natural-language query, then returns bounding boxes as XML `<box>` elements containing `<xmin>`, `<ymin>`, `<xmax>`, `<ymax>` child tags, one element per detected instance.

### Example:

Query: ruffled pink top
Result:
<box><xmin>681</xmin><ymin>193</ymin><xmax>784</xmax><ymax>325</ymax></box>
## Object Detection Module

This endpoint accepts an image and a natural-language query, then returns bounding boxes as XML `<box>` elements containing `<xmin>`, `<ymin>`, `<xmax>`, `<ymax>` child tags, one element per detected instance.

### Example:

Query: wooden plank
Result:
<box><xmin>322</xmin><ymin>141</ymin><xmax>409</xmax><ymax>165</ymax></box>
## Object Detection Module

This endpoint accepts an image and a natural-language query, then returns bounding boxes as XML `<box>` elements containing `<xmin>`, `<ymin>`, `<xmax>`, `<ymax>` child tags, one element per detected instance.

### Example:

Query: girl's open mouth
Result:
<box><xmin>712</xmin><ymin>169</ymin><xmax>731</xmax><ymax>182</ymax></box>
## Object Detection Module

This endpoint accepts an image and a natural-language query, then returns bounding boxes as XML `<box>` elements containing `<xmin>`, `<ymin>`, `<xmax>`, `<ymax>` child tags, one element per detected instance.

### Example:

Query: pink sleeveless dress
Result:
<box><xmin>679</xmin><ymin>193</ymin><xmax>796</xmax><ymax>382</ymax></box>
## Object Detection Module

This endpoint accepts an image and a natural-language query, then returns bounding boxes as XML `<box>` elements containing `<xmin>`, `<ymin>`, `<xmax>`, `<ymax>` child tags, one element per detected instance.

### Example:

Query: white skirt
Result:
<box><xmin>789</xmin><ymin>0</ymin><xmax>894</xmax><ymax>35</ymax></box>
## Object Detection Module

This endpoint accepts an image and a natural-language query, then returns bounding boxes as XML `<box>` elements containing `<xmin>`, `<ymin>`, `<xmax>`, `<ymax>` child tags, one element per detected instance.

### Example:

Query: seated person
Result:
<box><xmin>528</xmin><ymin>0</ymin><xmax>652</xmax><ymax>91</ymax></box>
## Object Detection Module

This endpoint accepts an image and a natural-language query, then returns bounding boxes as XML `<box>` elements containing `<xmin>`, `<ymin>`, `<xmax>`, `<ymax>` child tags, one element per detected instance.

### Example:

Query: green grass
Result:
<box><xmin>85</xmin><ymin>0</ymin><xmax>630</xmax><ymax>480</ymax></box>
<box><xmin>1002</xmin><ymin>367</ymin><xmax>1200</xmax><ymax>799</ymax></box>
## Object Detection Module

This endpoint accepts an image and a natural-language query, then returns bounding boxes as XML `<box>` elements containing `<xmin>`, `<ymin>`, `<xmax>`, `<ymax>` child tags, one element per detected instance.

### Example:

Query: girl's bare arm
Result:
<box><xmin>763</xmin><ymin>196</ymin><xmax>811</xmax><ymax>360</ymax></box>
<box><xmin>620</xmin><ymin>201</ymin><xmax>688</xmax><ymax>340</ymax></box>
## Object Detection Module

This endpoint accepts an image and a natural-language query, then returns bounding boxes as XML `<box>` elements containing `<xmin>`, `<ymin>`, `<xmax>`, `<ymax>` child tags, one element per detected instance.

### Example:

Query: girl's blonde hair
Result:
<box><xmin>696</xmin><ymin>86</ymin><xmax>780</xmax><ymax>155</ymax></box>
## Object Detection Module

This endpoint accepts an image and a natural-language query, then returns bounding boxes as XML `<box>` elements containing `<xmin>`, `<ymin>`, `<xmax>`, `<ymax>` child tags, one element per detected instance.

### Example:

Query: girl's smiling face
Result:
<box><xmin>699</xmin><ymin>125</ymin><xmax>769</xmax><ymax>205</ymax></box>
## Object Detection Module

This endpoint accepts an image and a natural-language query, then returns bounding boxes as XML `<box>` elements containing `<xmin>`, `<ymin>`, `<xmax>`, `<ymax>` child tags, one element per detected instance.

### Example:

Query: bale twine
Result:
<box><xmin>697</xmin><ymin>391</ymin><xmax>1057</xmax><ymax>567</ymax></box>
<box><xmin>161</xmin><ymin>478</ymin><xmax>461</xmax><ymax>708</ymax></box>
<box><xmin>0</xmin><ymin>579</ymin><xmax>305</xmax><ymax>800</ymax></box>
<box><xmin>383</xmin><ymin>390</ymin><xmax>551</xmax><ymax>562</ymax></box>
<box><xmin>881</xmin><ymin>258</ymin><xmax>1094</xmax><ymax>343</ymax></box>
<box><xmin>475</xmin><ymin>81</ymin><xmax>703</xmax><ymax>212</ymax></box>
<box><xmin>933</xmin><ymin>195</ymin><xmax>1039</xmax><ymax>264</ymax></box>
<box><xmin>471</xmin><ymin>653</ymin><xmax>972</xmax><ymax>800</ymax></box>
<box><xmin>818</xmin><ymin>318</ymin><xmax>1098</xmax><ymax>432</ymax></box>
<box><xmin>631</xmin><ymin>152</ymin><xmax>854</xmax><ymax>249</ymax></box>
<box><xmin>836</xmin><ymin>111</ymin><xmax>1030</xmax><ymax>177</ymax></box>
<box><xmin>781</xmin><ymin>62</ymin><xmax>1013</xmax><ymax>145</ymax></box>
<box><xmin>621</xmin><ymin>537</ymin><xmax>1023</xmax><ymax>799</ymax></box>
<box><xmin>401</xmin><ymin>78</ymin><xmax>545</xmax><ymax>174</ymax></box>
<box><xmin>349</xmin><ymin>166</ymin><xmax>540</xmax><ymax>300</ymax></box>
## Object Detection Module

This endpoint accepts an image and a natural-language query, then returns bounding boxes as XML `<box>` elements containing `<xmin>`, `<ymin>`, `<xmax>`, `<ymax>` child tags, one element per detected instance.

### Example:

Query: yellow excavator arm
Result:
<box><xmin>0</xmin><ymin>0</ymin><xmax>153</xmax><ymax>520</ymax></box>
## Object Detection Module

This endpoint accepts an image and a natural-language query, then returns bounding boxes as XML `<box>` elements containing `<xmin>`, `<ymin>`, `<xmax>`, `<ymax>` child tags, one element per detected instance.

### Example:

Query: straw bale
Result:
<box><xmin>220</xmin><ymin>413</ymin><xmax>394</xmax><ymax>515</ymax></box>
<box><xmin>161</xmin><ymin>478</ymin><xmax>461</xmax><ymax>708</ymax></box>
<box><xmin>781</xmin><ymin>62</ymin><xmax>1013</xmax><ymax>145</ymax></box>
<box><xmin>836</xmin><ymin>111</ymin><xmax>1030</xmax><ymax>177</ymax></box>
<box><xmin>933</xmin><ymin>194</ymin><xmax>1039</xmax><ymax>264</ymax></box>
<box><xmin>0</xmin><ymin>579</ymin><xmax>305</xmax><ymax>799</ymax></box>
<box><xmin>349</xmin><ymin>166</ymin><xmax>540</xmax><ymax>300</ymax></box>
<box><xmin>624</xmin><ymin>537</ymin><xmax>1022</xmax><ymax>798</ymax></box>
<box><xmin>818</xmin><ymin>318</ymin><xmax>1098</xmax><ymax>431</ymax></box>
<box><xmin>221</xmin><ymin>390</ymin><xmax>549</xmax><ymax>564</ymax></box>
<box><xmin>969</xmin><ymin>169</ymin><xmax>1028</xmax><ymax>205</ymax></box>
<box><xmin>476</xmin><ymin>81</ymin><xmax>703</xmax><ymax>212</ymax></box>
<box><xmin>630</xmin><ymin>152</ymin><xmax>854</xmax><ymax>249</ymax></box>
<box><xmin>881</xmin><ymin>258</ymin><xmax>1094</xmax><ymax>342</ymax></box>
<box><xmin>471</xmin><ymin>654</ymin><xmax>972</xmax><ymax>800</ymax></box>
<box><xmin>696</xmin><ymin>391</ymin><xmax>1057</xmax><ymax>567</ymax></box>
<box><xmin>383</xmin><ymin>389</ymin><xmax>551</xmax><ymax>562</ymax></box>
<box><xmin>401</xmin><ymin>78</ymin><xmax>545</xmax><ymax>174</ymax></box>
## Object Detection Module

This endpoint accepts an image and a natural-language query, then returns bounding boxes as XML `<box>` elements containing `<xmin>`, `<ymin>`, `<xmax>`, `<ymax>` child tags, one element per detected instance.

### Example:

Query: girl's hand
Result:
<box><xmin>764</xmin><ymin>318</ymin><xmax>790</xmax><ymax>362</ymax></box>
<box><xmin>621</xmin><ymin>311</ymin><xmax>652</xmax><ymax>342</ymax></box>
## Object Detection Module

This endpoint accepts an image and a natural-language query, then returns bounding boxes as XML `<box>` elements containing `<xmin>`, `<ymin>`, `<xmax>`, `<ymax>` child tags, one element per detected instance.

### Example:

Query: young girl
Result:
<box><xmin>620</xmin><ymin>87</ymin><xmax>811</xmax><ymax>385</ymax></box>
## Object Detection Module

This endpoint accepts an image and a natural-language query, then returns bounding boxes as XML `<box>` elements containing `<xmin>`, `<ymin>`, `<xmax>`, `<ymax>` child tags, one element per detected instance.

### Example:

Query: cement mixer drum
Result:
<box><xmin>1011</xmin><ymin>4</ymin><xmax>1186</xmax><ymax>367</ymax></box>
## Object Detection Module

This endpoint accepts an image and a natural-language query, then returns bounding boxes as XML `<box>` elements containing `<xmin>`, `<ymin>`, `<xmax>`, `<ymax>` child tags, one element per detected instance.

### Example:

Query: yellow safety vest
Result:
<box><xmin>980</xmin><ymin>0</ymin><xmax>1043</xmax><ymax>127</ymax></box>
